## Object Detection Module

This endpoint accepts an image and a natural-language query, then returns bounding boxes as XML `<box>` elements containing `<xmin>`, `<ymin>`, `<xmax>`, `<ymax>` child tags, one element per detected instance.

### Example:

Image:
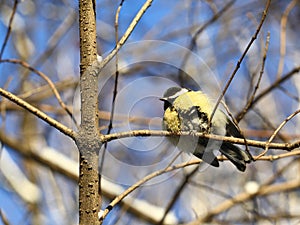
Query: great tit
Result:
<box><xmin>160</xmin><ymin>87</ymin><xmax>252</xmax><ymax>172</ymax></box>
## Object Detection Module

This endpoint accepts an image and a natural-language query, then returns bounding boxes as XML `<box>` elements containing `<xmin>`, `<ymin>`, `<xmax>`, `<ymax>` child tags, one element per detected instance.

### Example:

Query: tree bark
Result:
<box><xmin>77</xmin><ymin>0</ymin><xmax>102</xmax><ymax>224</ymax></box>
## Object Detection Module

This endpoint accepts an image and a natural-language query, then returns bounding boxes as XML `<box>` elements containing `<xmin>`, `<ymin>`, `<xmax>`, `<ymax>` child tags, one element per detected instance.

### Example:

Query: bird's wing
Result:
<box><xmin>225</xmin><ymin>117</ymin><xmax>243</xmax><ymax>138</ymax></box>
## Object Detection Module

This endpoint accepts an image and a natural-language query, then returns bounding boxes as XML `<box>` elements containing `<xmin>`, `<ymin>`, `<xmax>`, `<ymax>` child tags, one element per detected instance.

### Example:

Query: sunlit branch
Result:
<box><xmin>0</xmin><ymin>87</ymin><xmax>76</xmax><ymax>139</ymax></box>
<box><xmin>210</xmin><ymin>0</ymin><xmax>271</xmax><ymax>124</ymax></box>
<box><xmin>100</xmin><ymin>129</ymin><xmax>299</xmax><ymax>151</ymax></box>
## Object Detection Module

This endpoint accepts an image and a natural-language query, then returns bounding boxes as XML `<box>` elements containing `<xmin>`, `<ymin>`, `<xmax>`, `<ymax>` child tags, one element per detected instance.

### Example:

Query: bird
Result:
<box><xmin>160</xmin><ymin>86</ymin><xmax>252</xmax><ymax>172</ymax></box>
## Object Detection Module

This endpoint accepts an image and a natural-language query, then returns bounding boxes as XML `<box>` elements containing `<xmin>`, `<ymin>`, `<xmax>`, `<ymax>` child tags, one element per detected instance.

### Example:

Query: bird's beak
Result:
<box><xmin>159</xmin><ymin>97</ymin><xmax>167</xmax><ymax>102</ymax></box>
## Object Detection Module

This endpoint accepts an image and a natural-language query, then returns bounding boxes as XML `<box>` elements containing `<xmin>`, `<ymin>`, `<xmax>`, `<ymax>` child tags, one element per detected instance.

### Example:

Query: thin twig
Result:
<box><xmin>179</xmin><ymin>0</ymin><xmax>235</xmax><ymax>83</ymax></box>
<box><xmin>99</xmin><ymin>160</ymin><xmax>201</xmax><ymax>222</ymax></box>
<box><xmin>100</xmin><ymin>0</ymin><xmax>125</xmax><ymax>200</ymax></box>
<box><xmin>210</xmin><ymin>0</ymin><xmax>271</xmax><ymax>125</ymax></box>
<box><xmin>257</xmin><ymin>109</ymin><xmax>300</xmax><ymax>159</ymax></box>
<box><xmin>0</xmin><ymin>209</ymin><xmax>10</xmax><ymax>225</ymax></box>
<box><xmin>255</xmin><ymin>150</ymin><xmax>300</xmax><ymax>161</ymax></box>
<box><xmin>236</xmin><ymin>66</ymin><xmax>300</xmax><ymax>119</ymax></box>
<box><xmin>276</xmin><ymin>0</ymin><xmax>297</xmax><ymax>79</ymax></box>
<box><xmin>244</xmin><ymin>12</ymin><xmax>262</xmax><ymax>101</ymax></box>
<box><xmin>32</xmin><ymin>10</ymin><xmax>77</xmax><ymax>68</ymax></box>
<box><xmin>263</xmin><ymin>158</ymin><xmax>300</xmax><ymax>186</ymax></box>
<box><xmin>251</xmin><ymin>108</ymin><xmax>289</xmax><ymax>142</ymax></box>
<box><xmin>237</xmin><ymin>32</ymin><xmax>270</xmax><ymax>122</ymax></box>
<box><xmin>221</xmin><ymin>102</ymin><xmax>251</xmax><ymax>157</ymax></box>
<box><xmin>158</xmin><ymin>166</ymin><xmax>199</xmax><ymax>225</ymax></box>
<box><xmin>277</xmin><ymin>86</ymin><xmax>300</xmax><ymax>102</ymax></box>
<box><xmin>0</xmin><ymin>0</ymin><xmax>19</xmax><ymax>59</ymax></box>
<box><xmin>98</xmin><ymin>0</ymin><xmax>153</xmax><ymax>71</ymax></box>
<box><xmin>0</xmin><ymin>88</ymin><xmax>76</xmax><ymax>139</ymax></box>
<box><xmin>106</xmin><ymin>0</ymin><xmax>124</xmax><ymax>135</ymax></box>
<box><xmin>193</xmin><ymin>178</ymin><xmax>300</xmax><ymax>224</ymax></box>
<box><xmin>0</xmin><ymin>59</ymin><xmax>78</xmax><ymax>127</ymax></box>
<box><xmin>192</xmin><ymin>160</ymin><xmax>300</xmax><ymax>224</ymax></box>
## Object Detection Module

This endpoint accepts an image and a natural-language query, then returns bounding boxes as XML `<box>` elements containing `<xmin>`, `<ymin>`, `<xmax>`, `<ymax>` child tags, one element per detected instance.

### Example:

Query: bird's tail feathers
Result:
<box><xmin>219</xmin><ymin>143</ymin><xmax>252</xmax><ymax>172</ymax></box>
<box><xmin>193</xmin><ymin>151</ymin><xmax>219</xmax><ymax>167</ymax></box>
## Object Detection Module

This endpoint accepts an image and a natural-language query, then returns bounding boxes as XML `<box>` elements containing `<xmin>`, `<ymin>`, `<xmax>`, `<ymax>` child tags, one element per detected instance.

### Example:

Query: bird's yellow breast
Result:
<box><xmin>163</xmin><ymin>107</ymin><xmax>181</xmax><ymax>132</ymax></box>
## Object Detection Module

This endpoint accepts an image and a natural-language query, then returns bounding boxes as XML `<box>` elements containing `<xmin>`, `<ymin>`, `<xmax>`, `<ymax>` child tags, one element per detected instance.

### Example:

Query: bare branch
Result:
<box><xmin>192</xmin><ymin>178</ymin><xmax>300</xmax><ymax>224</ymax></box>
<box><xmin>210</xmin><ymin>0</ymin><xmax>271</xmax><ymax>124</ymax></box>
<box><xmin>0</xmin><ymin>87</ymin><xmax>76</xmax><ymax>139</ymax></box>
<box><xmin>257</xmin><ymin>108</ymin><xmax>300</xmax><ymax>158</ymax></box>
<box><xmin>98</xmin><ymin>0</ymin><xmax>153</xmax><ymax>70</ymax></box>
<box><xmin>0</xmin><ymin>0</ymin><xmax>18</xmax><ymax>59</ymax></box>
<box><xmin>100</xmin><ymin>129</ymin><xmax>299</xmax><ymax>151</ymax></box>
<box><xmin>236</xmin><ymin>66</ymin><xmax>300</xmax><ymax>119</ymax></box>
<box><xmin>99</xmin><ymin>160</ymin><xmax>200</xmax><ymax>222</ymax></box>
<box><xmin>0</xmin><ymin>59</ymin><xmax>78</xmax><ymax>126</ymax></box>
<box><xmin>276</xmin><ymin>0</ymin><xmax>298</xmax><ymax>79</ymax></box>
<box><xmin>237</xmin><ymin>32</ymin><xmax>270</xmax><ymax>122</ymax></box>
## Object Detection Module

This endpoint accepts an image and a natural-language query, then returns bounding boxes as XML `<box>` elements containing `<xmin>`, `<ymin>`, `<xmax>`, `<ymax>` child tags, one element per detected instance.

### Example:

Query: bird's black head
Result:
<box><xmin>160</xmin><ymin>87</ymin><xmax>189</xmax><ymax>110</ymax></box>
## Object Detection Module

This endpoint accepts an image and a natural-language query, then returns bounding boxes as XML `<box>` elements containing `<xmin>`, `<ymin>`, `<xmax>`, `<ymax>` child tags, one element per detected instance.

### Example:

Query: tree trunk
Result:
<box><xmin>77</xmin><ymin>0</ymin><xmax>102</xmax><ymax>224</ymax></box>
